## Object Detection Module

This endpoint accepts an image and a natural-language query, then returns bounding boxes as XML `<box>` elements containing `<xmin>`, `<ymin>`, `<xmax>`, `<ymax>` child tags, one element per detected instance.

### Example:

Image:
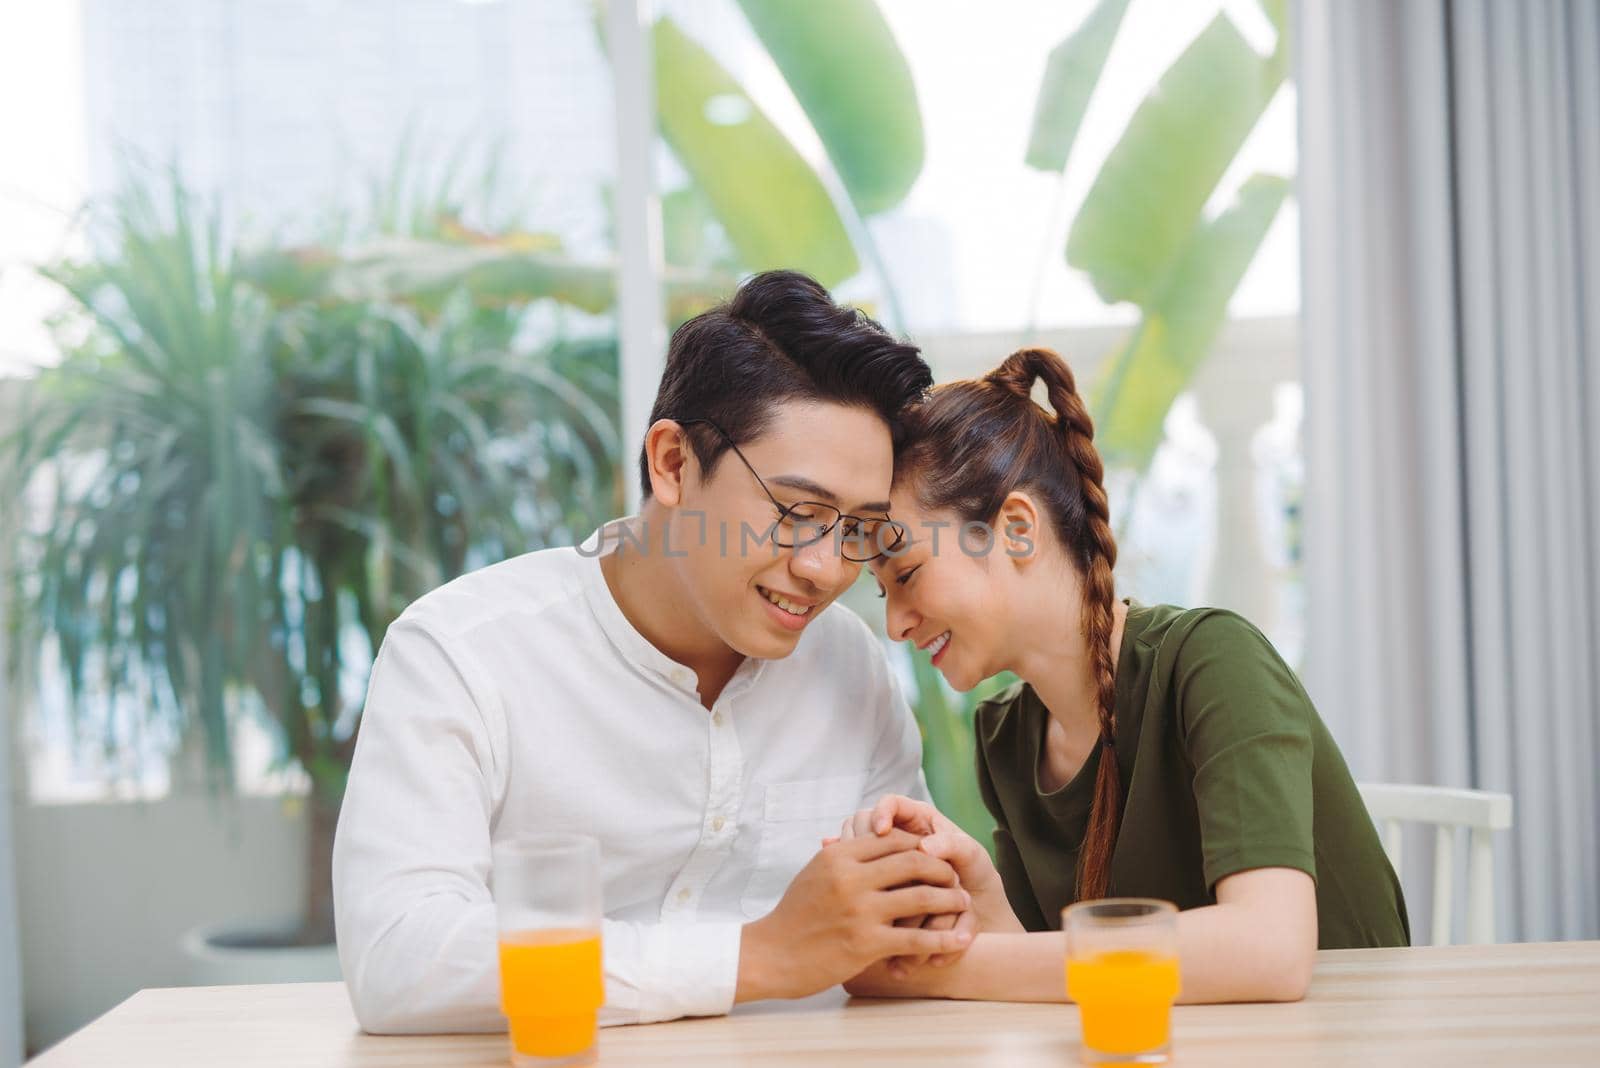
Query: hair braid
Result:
<box><xmin>986</xmin><ymin>348</ymin><xmax>1122</xmax><ymax>900</ymax></box>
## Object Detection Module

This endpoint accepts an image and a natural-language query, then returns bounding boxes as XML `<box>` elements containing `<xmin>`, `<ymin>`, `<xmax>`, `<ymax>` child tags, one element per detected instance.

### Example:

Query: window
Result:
<box><xmin>2</xmin><ymin>0</ymin><xmax>1300</xmax><ymax>806</ymax></box>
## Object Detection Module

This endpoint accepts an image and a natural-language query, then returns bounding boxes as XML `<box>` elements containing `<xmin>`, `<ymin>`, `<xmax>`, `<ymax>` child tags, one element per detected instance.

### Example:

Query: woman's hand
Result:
<box><xmin>838</xmin><ymin>793</ymin><xmax>941</xmax><ymax>839</ymax></box>
<box><xmin>843</xmin><ymin>945</ymin><xmax>962</xmax><ymax>1000</ymax></box>
<box><xmin>831</xmin><ymin>796</ymin><xmax>971</xmax><ymax>970</ymax></box>
<box><xmin>737</xmin><ymin>831</ymin><xmax>974</xmax><ymax>1003</ymax></box>
<box><xmin>839</xmin><ymin>795</ymin><xmax>1023</xmax><ymax>937</ymax></box>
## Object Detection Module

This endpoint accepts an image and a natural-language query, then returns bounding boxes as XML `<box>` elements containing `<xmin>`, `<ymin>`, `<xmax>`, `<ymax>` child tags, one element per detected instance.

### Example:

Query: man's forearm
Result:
<box><xmin>341</xmin><ymin>897</ymin><xmax>505</xmax><ymax>1034</ymax></box>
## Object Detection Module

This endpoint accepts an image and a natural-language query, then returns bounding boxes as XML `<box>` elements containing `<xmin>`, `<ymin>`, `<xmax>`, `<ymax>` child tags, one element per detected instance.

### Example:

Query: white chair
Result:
<box><xmin>1356</xmin><ymin>783</ymin><xmax>1513</xmax><ymax>946</ymax></box>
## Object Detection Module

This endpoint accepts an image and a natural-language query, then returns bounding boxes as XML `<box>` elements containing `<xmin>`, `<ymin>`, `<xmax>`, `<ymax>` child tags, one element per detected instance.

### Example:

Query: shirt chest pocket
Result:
<box><xmin>740</xmin><ymin>774</ymin><xmax>867</xmax><ymax>918</ymax></box>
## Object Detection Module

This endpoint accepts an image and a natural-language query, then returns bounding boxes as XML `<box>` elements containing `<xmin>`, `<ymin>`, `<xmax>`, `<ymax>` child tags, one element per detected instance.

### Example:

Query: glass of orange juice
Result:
<box><xmin>493</xmin><ymin>833</ymin><xmax>604</xmax><ymax>1066</ymax></box>
<box><xmin>1064</xmin><ymin>898</ymin><xmax>1181</xmax><ymax>1064</ymax></box>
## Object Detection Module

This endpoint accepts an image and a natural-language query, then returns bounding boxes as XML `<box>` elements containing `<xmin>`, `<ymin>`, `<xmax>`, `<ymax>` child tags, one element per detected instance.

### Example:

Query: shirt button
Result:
<box><xmin>711</xmin><ymin>816</ymin><xmax>726</xmax><ymax>832</ymax></box>
<box><xmin>712</xmin><ymin>712</ymin><xmax>725</xmax><ymax>728</ymax></box>
<box><xmin>676</xmin><ymin>888</ymin><xmax>692</xmax><ymax>904</ymax></box>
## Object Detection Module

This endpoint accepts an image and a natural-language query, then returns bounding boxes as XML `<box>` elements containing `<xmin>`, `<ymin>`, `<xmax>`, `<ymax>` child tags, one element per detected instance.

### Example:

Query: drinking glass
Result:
<box><xmin>1063</xmin><ymin>899</ymin><xmax>1181</xmax><ymax>1064</ymax></box>
<box><xmin>493</xmin><ymin>834</ymin><xmax>604</xmax><ymax>1066</ymax></box>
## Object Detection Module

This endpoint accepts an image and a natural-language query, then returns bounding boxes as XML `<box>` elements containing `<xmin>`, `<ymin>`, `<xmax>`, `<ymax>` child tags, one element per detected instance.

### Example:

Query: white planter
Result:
<box><xmin>180</xmin><ymin>920</ymin><xmax>341</xmax><ymax>986</ymax></box>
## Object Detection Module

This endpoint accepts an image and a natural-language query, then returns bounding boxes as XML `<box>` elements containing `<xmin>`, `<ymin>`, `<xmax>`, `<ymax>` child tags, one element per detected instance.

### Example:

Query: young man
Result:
<box><xmin>332</xmin><ymin>271</ymin><xmax>972</xmax><ymax>1032</ymax></box>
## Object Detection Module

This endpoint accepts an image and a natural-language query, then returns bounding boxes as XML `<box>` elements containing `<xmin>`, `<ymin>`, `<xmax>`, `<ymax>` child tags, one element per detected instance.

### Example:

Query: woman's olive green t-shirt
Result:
<box><xmin>975</xmin><ymin>602</ymin><xmax>1410</xmax><ymax>948</ymax></box>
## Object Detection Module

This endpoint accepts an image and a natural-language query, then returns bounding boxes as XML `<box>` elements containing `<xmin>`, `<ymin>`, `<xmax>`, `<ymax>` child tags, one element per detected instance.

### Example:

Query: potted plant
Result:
<box><xmin>3</xmin><ymin>175</ymin><xmax>623</xmax><ymax>980</ymax></box>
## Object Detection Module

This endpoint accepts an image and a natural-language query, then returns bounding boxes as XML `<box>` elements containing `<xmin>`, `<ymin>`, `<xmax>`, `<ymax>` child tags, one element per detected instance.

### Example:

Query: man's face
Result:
<box><xmin>668</xmin><ymin>399</ymin><xmax>894</xmax><ymax>660</ymax></box>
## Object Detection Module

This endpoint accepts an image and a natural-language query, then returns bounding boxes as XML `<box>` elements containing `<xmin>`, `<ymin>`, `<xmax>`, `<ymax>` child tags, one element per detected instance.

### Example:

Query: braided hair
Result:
<box><xmin>897</xmin><ymin>347</ymin><xmax>1121</xmax><ymax>900</ymax></box>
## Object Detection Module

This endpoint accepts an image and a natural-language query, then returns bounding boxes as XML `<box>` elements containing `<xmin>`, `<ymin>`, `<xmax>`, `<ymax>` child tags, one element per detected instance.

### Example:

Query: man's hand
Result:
<box><xmin>839</xmin><ymin>795</ymin><xmax>1023</xmax><ymax>936</ymax></box>
<box><xmin>735</xmin><ymin>829</ymin><xmax>973</xmax><ymax>1003</ymax></box>
<box><xmin>832</xmin><ymin>796</ymin><xmax>966</xmax><ymax>970</ymax></box>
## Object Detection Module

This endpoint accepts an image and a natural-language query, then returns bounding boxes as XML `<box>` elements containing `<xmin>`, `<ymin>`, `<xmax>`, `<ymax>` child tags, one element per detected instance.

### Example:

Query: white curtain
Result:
<box><xmin>1297</xmin><ymin>0</ymin><xmax>1600</xmax><ymax>943</ymax></box>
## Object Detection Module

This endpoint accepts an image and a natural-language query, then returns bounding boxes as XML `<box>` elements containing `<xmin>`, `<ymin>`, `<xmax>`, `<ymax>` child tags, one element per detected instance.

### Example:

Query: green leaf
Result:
<box><xmin>735</xmin><ymin>0</ymin><xmax>923</xmax><ymax>215</ymax></box>
<box><xmin>1066</xmin><ymin>13</ymin><xmax>1285</xmax><ymax>306</ymax></box>
<box><xmin>1024</xmin><ymin>0</ymin><xmax>1130</xmax><ymax>173</ymax></box>
<box><xmin>236</xmin><ymin>247</ymin><xmax>339</xmax><ymax>304</ymax></box>
<box><xmin>1154</xmin><ymin>174</ymin><xmax>1291</xmax><ymax>347</ymax></box>
<box><xmin>662</xmin><ymin>187</ymin><xmax>713</xmax><ymax>268</ymax></box>
<box><xmin>661</xmin><ymin>184</ymin><xmax>742</xmax><ymax>277</ymax></box>
<box><xmin>244</xmin><ymin>237</ymin><xmax>734</xmax><ymax>324</ymax></box>
<box><xmin>1259</xmin><ymin>0</ymin><xmax>1287</xmax><ymax>41</ymax></box>
<box><xmin>242</xmin><ymin>240</ymin><xmax>616</xmax><ymax>314</ymax></box>
<box><xmin>653</xmin><ymin>16</ymin><xmax>859</xmax><ymax>286</ymax></box>
<box><xmin>1091</xmin><ymin>173</ymin><xmax>1291</xmax><ymax>465</ymax></box>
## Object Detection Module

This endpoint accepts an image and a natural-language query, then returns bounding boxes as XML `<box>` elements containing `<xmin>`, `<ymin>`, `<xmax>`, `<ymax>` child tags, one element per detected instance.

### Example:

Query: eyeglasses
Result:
<box><xmin>676</xmin><ymin>418</ymin><xmax>906</xmax><ymax>563</ymax></box>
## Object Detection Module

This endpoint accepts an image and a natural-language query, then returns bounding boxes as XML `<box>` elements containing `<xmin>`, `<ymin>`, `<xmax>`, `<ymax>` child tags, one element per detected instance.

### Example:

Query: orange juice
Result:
<box><xmin>1066</xmin><ymin>949</ymin><xmax>1182</xmax><ymax>1056</ymax></box>
<box><xmin>498</xmin><ymin>927</ymin><xmax>603</xmax><ymax>1060</ymax></box>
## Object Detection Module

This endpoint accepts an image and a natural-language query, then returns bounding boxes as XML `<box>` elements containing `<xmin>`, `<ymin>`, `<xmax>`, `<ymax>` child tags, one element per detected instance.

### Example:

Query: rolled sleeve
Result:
<box><xmin>601</xmin><ymin>919</ymin><xmax>743</xmax><ymax>1026</ymax></box>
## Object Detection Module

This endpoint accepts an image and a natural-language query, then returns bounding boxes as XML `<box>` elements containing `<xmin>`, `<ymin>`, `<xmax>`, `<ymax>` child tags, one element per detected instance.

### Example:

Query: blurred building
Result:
<box><xmin>80</xmin><ymin>0</ymin><xmax>615</xmax><ymax>253</ymax></box>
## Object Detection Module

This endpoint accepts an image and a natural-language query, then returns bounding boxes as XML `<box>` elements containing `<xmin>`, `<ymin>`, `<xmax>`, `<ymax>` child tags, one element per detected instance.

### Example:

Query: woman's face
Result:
<box><xmin>870</xmin><ymin>488</ymin><xmax>1027</xmax><ymax>692</ymax></box>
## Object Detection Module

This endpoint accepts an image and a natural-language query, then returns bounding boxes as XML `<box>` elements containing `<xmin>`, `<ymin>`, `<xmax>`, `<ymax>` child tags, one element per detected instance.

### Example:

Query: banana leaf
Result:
<box><xmin>735</xmin><ymin>0</ymin><xmax>923</xmax><ymax>216</ymax></box>
<box><xmin>1260</xmin><ymin>0</ymin><xmax>1288</xmax><ymax>42</ymax></box>
<box><xmin>1090</xmin><ymin>173</ymin><xmax>1291</xmax><ymax>465</ymax></box>
<box><xmin>1025</xmin><ymin>0</ymin><xmax>1130</xmax><ymax>173</ymax></box>
<box><xmin>653</xmin><ymin>16</ymin><xmax>859</xmax><ymax>287</ymax></box>
<box><xmin>1066</xmin><ymin>13</ymin><xmax>1285</xmax><ymax>306</ymax></box>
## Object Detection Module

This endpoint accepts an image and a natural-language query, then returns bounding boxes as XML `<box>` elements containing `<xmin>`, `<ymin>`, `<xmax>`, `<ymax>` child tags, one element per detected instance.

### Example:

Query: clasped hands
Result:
<box><xmin>739</xmin><ymin>794</ymin><xmax>1019</xmax><ymax>1003</ymax></box>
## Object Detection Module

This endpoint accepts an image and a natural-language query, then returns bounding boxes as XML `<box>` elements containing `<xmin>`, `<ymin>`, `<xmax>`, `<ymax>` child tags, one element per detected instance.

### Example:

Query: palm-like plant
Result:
<box><xmin>5</xmin><ymin>181</ymin><xmax>284</xmax><ymax>792</ymax></box>
<box><xmin>4</xmin><ymin>176</ymin><xmax>620</xmax><ymax>943</ymax></box>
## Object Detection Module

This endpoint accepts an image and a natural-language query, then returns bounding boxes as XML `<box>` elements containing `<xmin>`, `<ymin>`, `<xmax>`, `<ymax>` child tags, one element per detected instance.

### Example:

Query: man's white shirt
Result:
<box><xmin>332</xmin><ymin>519</ymin><xmax>926</xmax><ymax>1032</ymax></box>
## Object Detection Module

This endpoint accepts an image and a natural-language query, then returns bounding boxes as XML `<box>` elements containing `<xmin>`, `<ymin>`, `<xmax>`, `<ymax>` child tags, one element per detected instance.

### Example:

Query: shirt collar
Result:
<box><xmin>576</xmin><ymin>517</ymin><xmax>769</xmax><ymax>697</ymax></box>
<box><xmin>578</xmin><ymin>517</ymin><xmax>691</xmax><ymax>688</ymax></box>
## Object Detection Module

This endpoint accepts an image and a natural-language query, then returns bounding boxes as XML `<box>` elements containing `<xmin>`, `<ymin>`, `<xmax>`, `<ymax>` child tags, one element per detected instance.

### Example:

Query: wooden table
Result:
<box><xmin>28</xmin><ymin>941</ymin><xmax>1600</xmax><ymax>1066</ymax></box>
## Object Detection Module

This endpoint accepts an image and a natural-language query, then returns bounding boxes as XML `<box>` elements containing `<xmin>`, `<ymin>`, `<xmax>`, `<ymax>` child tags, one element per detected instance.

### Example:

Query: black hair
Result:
<box><xmin>638</xmin><ymin>270</ymin><xmax>932</xmax><ymax>498</ymax></box>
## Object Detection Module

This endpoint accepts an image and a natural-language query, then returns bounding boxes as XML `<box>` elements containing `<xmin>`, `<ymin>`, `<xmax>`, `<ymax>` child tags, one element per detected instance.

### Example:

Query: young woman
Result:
<box><xmin>841</xmin><ymin>347</ymin><xmax>1408</xmax><ymax>1005</ymax></box>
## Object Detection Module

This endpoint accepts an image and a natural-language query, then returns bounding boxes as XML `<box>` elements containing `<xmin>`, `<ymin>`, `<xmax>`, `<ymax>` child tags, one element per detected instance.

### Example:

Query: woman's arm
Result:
<box><xmin>1171</xmin><ymin>867</ymin><xmax>1317</xmax><ymax>1002</ymax></box>
<box><xmin>846</xmin><ymin>866</ymin><xmax>1317</xmax><ymax>1004</ymax></box>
